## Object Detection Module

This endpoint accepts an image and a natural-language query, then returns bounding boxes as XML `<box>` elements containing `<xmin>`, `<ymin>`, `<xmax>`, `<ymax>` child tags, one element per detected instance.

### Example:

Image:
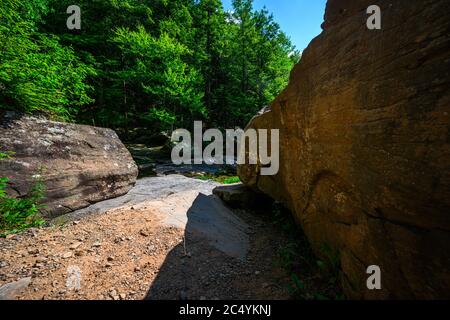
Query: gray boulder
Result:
<box><xmin>0</xmin><ymin>113</ymin><xmax>138</xmax><ymax>217</ymax></box>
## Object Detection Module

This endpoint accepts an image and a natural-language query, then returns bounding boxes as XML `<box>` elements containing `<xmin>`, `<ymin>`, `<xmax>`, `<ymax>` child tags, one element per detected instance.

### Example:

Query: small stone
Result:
<box><xmin>119</xmin><ymin>293</ymin><xmax>126</xmax><ymax>300</ymax></box>
<box><xmin>134</xmin><ymin>267</ymin><xmax>141</xmax><ymax>272</ymax></box>
<box><xmin>74</xmin><ymin>250</ymin><xmax>84</xmax><ymax>257</ymax></box>
<box><xmin>139</xmin><ymin>230</ymin><xmax>149</xmax><ymax>237</ymax></box>
<box><xmin>255</xmin><ymin>271</ymin><xmax>261</xmax><ymax>275</ymax></box>
<box><xmin>0</xmin><ymin>277</ymin><xmax>32</xmax><ymax>300</ymax></box>
<box><xmin>35</xmin><ymin>257</ymin><xmax>47</xmax><ymax>263</ymax></box>
<box><xmin>62</xmin><ymin>252</ymin><xmax>73</xmax><ymax>259</ymax></box>
<box><xmin>107</xmin><ymin>256</ymin><xmax>114</xmax><ymax>262</ymax></box>
<box><xmin>109</xmin><ymin>289</ymin><xmax>119</xmax><ymax>300</ymax></box>
<box><xmin>70</xmin><ymin>242</ymin><xmax>83</xmax><ymax>250</ymax></box>
<box><xmin>105</xmin><ymin>263</ymin><xmax>113</xmax><ymax>268</ymax></box>
<box><xmin>73</xmin><ymin>221</ymin><xmax>81</xmax><ymax>225</ymax></box>
<box><xmin>92</xmin><ymin>242</ymin><xmax>102</xmax><ymax>248</ymax></box>
<box><xmin>29</xmin><ymin>228</ymin><xmax>40</xmax><ymax>237</ymax></box>
<box><xmin>27</xmin><ymin>248</ymin><xmax>39</xmax><ymax>255</ymax></box>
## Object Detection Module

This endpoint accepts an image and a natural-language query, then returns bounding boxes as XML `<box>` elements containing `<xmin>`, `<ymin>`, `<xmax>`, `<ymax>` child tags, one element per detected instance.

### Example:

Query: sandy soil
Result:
<box><xmin>0</xmin><ymin>205</ymin><xmax>294</xmax><ymax>300</ymax></box>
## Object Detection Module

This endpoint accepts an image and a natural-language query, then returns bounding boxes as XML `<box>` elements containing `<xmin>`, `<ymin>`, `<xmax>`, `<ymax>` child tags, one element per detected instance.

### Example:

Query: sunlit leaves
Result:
<box><xmin>0</xmin><ymin>0</ymin><xmax>95</xmax><ymax>120</ymax></box>
<box><xmin>113</xmin><ymin>27</ymin><xmax>205</xmax><ymax>129</ymax></box>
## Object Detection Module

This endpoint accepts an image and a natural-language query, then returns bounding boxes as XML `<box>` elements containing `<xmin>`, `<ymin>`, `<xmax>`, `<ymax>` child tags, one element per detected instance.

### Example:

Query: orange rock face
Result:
<box><xmin>238</xmin><ymin>0</ymin><xmax>450</xmax><ymax>299</ymax></box>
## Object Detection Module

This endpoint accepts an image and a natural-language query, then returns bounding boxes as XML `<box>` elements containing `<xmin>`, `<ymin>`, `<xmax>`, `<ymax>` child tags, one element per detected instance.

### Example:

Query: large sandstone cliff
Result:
<box><xmin>239</xmin><ymin>0</ymin><xmax>450</xmax><ymax>299</ymax></box>
<box><xmin>0</xmin><ymin>113</ymin><xmax>138</xmax><ymax>217</ymax></box>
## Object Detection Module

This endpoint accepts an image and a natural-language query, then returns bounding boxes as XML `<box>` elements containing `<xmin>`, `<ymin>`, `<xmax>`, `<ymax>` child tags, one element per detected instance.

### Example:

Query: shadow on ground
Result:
<box><xmin>145</xmin><ymin>192</ymin><xmax>292</xmax><ymax>300</ymax></box>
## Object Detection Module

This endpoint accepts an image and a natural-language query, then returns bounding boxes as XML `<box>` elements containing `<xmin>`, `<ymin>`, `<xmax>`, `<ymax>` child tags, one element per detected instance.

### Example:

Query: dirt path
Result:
<box><xmin>0</xmin><ymin>176</ymin><xmax>295</xmax><ymax>300</ymax></box>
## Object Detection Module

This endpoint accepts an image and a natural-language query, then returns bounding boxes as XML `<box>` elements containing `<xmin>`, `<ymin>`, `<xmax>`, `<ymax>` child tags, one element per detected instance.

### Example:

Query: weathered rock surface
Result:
<box><xmin>0</xmin><ymin>277</ymin><xmax>31</xmax><ymax>300</ymax></box>
<box><xmin>239</xmin><ymin>0</ymin><xmax>450</xmax><ymax>299</ymax></box>
<box><xmin>0</xmin><ymin>113</ymin><xmax>138</xmax><ymax>217</ymax></box>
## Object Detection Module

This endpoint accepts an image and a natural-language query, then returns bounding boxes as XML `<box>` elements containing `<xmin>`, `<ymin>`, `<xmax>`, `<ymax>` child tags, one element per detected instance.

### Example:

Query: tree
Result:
<box><xmin>222</xmin><ymin>0</ymin><xmax>298</xmax><ymax>126</ymax></box>
<box><xmin>192</xmin><ymin>0</ymin><xmax>229</xmax><ymax>126</ymax></box>
<box><xmin>0</xmin><ymin>0</ymin><xmax>94</xmax><ymax>120</ymax></box>
<box><xmin>112</xmin><ymin>27</ymin><xmax>205</xmax><ymax>131</ymax></box>
<box><xmin>1</xmin><ymin>0</ymin><xmax>299</xmax><ymax>132</ymax></box>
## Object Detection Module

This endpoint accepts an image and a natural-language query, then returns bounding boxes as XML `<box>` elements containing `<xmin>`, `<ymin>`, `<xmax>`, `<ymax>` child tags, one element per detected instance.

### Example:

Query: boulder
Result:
<box><xmin>238</xmin><ymin>0</ymin><xmax>450</xmax><ymax>299</ymax></box>
<box><xmin>0</xmin><ymin>113</ymin><xmax>138</xmax><ymax>217</ymax></box>
<box><xmin>0</xmin><ymin>277</ymin><xmax>31</xmax><ymax>300</ymax></box>
<box><xmin>213</xmin><ymin>183</ymin><xmax>272</xmax><ymax>209</ymax></box>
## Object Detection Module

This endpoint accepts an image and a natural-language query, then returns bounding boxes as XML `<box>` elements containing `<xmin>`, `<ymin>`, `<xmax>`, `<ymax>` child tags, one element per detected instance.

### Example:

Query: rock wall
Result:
<box><xmin>0</xmin><ymin>113</ymin><xmax>138</xmax><ymax>217</ymax></box>
<box><xmin>238</xmin><ymin>0</ymin><xmax>450</xmax><ymax>299</ymax></box>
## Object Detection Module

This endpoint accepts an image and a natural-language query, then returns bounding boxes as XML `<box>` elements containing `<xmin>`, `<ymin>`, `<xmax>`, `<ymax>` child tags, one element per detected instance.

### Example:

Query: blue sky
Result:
<box><xmin>221</xmin><ymin>0</ymin><xmax>327</xmax><ymax>51</ymax></box>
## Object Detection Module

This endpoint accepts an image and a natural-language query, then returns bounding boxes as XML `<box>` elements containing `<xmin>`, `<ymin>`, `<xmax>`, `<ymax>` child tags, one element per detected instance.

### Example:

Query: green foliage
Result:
<box><xmin>195</xmin><ymin>173</ymin><xmax>240</xmax><ymax>185</ymax></box>
<box><xmin>317</xmin><ymin>243</ymin><xmax>341</xmax><ymax>285</ymax></box>
<box><xmin>288</xmin><ymin>273</ymin><xmax>305</xmax><ymax>297</ymax></box>
<box><xmin>272</xmin><ymin>201</ymin><xmax>298</xmax><ymax>234</ymax></box>
<box><xmin>1</xmin><ymin>0</ymin><xmax>299</xmax><ymax>130</ymax></box>
<box><xmin>0</xmin><ymin>151</ymin><xmax>46</xmax><ymax>236</ymax></box>
<box><xmin>0</xmin><ymin>0</ymin><xmax>95</xmax><ymax>120</ymax></box>
<box><xmin>222</xmin><ymin>176</ymin><xmax>241</xmax><ymax>184</ymax></box>
<box><xmin>269</xmin><ymin>202</ymin><xmax>344</xmax><ymax>300</ymax></box>
<box><xmin>276</xmin><ymin>242</ymin><xmax>298</xmax><ymax>271</ymax></box>
<box><xmin>0</xmin><ymin>151</ymin><xmax>15</xmax><ymax>160</ymax></box>
<box><xmin>26</xmin><ymin>0</ymin><xmax>296</xmax><ymax>130</ymax></box>
<box><xmin>0</xmin><ymin>178</ymin><xmax>46</xmax><ymax>237</ymax></box>
<box><xmin>112</xmin><ymin>27</ymin><xmax>205</xmax><ymax>129</ymax></box>
<box><xmin>219</xmin><ymin>0</ymin><xmax>299</xmax><ymax>126</ymax></box>
<box><xmin>0</xmin><ymin>177</ymin><xmax>8</xmax><ymax>198</ymax></box>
